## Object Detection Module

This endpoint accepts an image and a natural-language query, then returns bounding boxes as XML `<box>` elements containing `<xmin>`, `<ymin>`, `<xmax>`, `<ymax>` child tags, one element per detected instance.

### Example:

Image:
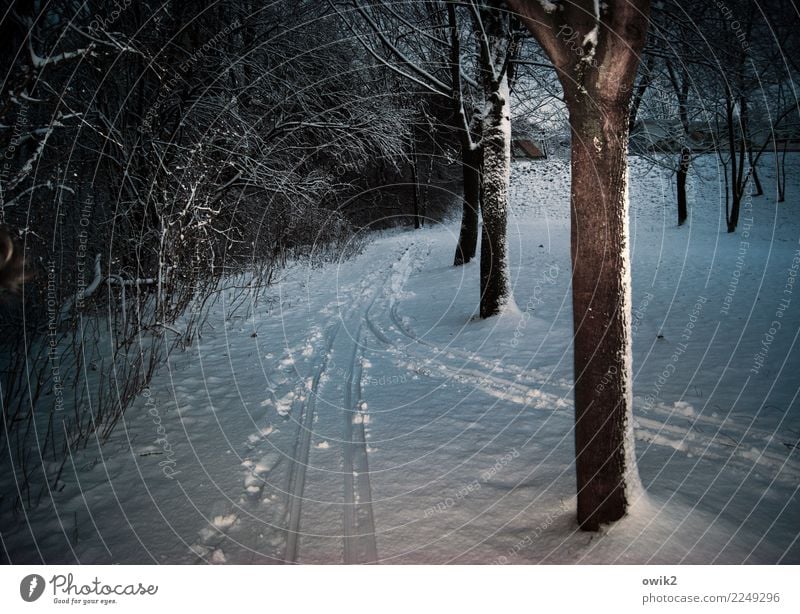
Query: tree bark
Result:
<box><xmin>454</xmin><ymin>146</ymin><xmax>481</xmax><ymax>265</ymax></box>
<box><xmin>677</xmin><ymin>146</ymin><xmax>690</xmax><ymax>226</ymax></box>
<box><xmin>569</xmin><ymin>100</ymin><xmax>638</xmax><ymax>530</ymax></box>
<box><xmin>479</xmin><ymin>74</ymin><xmax>512</xmax><ymax>318</ymax></box>
<box><xmin>778</xmin><ymin>137</ymin><xmax>788</xmax><ymax>203</ymax></box>
<box><xmin>507</xmin><ymin>0</ymin><xmax>650</xmax><ymax>530</ymax></box>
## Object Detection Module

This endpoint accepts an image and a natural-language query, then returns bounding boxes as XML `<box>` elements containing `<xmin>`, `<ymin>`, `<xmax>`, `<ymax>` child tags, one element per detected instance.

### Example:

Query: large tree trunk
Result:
<box><xmin>454</xmin><ymin>146</ymin><xmax>481</xmax><ymax>265</ymax></box>
<box><xmin>507</xmin><ymin>0</ymin><xmax>650</xmax><ymax>530</ymax></box>
<box><xmin>677</xmin><ymin>146</ymin><xmax>690</xmax><ymax>226</ymax></box>
<box><xmin>479</xmin><ymin>74</ymin><xmax>512</xmax><ymax>318</ymax></box>
<box><xmin>569</xmin><ymin>100</ymin><xmax>640</xmax><ymax>530</ymax></box>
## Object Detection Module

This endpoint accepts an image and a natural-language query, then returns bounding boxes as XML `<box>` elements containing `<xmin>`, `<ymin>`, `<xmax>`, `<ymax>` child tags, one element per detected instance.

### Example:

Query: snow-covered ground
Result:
<box><xmin>3</xmin><ymin>154</ymin><xmax>799</xmax><ymax>564</ymax></box>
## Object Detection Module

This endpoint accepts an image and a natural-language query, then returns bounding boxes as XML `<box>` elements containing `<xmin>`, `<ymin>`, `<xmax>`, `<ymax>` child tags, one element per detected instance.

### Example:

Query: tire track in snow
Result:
<box><xmin>283</xmin><ymin>319</ymin><xmax>342</xmax><ymax>563</ymax></box>
<box><xmin>284</xmin><ymin>244</ymin><xmax>411</xmax><ymax>563</ymax></box>
<box><xmin>388</xmin><ymin>302</ymin><xmax>568</xmax><ymax>391</ymax></box>
<box><xmin>342</xmin><ymin>323</ymin><xmax>378</xmax><ymax>564</ymax></box>
<box><xmin>339</xmin><ymin>245</ymin><xmax>421</xmax><ymax>563</ymax></box>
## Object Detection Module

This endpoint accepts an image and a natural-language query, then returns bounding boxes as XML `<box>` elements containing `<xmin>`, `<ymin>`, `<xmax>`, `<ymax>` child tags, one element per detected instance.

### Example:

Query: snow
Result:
<box><xmin>28</xmin><ymin>39</ymin><xmax>92</xmax><ymax>69</ymax></box>
<box><xmin>581</xmin><ymin>0</ymin><xmax>601</xmax><ymax>65</ymax></box>
<box><xmin>480</xmin><ymin>73</ymin><xmax>516</xmax><ymax>312</ymax></box>
<box><xmin>538</xmin><ymin>0</ymin><xmax>559</xmax><ymax>13</ymax></box>
<box><xmin>212</xmin><ymin>514</ymin><xmax>237</xmax><ymax>530</ymax></box>
<box><xmin>2</xmin><ymin>154</ymin><xmax>799</xmax><ymax>564</ymax></box>
<box><xmin>620</xmin><ymin>159</ymin><xmax>644</xmax><ymax>503</ymax></box>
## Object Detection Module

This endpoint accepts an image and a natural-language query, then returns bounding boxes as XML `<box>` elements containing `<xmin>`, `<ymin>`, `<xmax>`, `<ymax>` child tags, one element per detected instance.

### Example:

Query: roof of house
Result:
<box><xmin>515</xmin><ymin>139</ymin><xmax>545</xmax><ymax>158</ymax></box>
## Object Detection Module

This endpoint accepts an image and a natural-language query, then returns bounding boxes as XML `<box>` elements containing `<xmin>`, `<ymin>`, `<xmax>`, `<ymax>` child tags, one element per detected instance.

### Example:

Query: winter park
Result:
<box><xmin>1</xmin><ymin>0</ymin><xmax>799</xmax><ymax>573</ymax></box>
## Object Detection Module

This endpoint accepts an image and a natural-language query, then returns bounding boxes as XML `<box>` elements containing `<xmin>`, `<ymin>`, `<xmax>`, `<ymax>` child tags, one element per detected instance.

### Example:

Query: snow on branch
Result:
<box><xmin>28</xmin><ymin>38</ymin><xmax>92</xmax><ymax>69</ymax></box>
<box><xmin>60</xmin><ymin>254</ymin><xmax>156</xmax><ymax>320</ymax></box>
<box><xmin>581</xmin><ymin>0</ymin><xmax>601</xmax><ymax>65</ymax></box>
<box><xmin>341</xmin><ymin>0</ymin><xmax>451</xmax><ymax>97</ymax></box>
<box><xmin>1</xmin><ymin>182</ymin><xmax>74</xmax><ymax>209</ymax></box>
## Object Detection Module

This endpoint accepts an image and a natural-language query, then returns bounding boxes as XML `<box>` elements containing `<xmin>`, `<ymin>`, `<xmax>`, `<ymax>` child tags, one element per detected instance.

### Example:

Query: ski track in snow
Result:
<box><xmin>363</xmin><ymin>242</ymin><xmax>571</xmax><ymax>410</ymax></box>
<box><xmin>282</xmin><ymin>318</ymin><xmax>342</xmax><ymax>563</ymax></box>
<box><xmin>285</xmin><ymin>244</ymin><xmax>417</xmax><ymax>563</ymax></box>
<box><xmin>187</xmin><ymin>249</ymin><xmax>407</xmax><ymax>564</ymax></box>
<box><xmin>342</xmin><ymin>322</ymin><xmax>378</xmax><ymax>563</ymax></box>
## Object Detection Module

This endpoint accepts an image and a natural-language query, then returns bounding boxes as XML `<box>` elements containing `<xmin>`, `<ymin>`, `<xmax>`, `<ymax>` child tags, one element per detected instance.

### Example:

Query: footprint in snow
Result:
<box><xmin>243</xmin><ymin>452</ymin><xmax>280</xmax><ymax>496</ymax></box>
<box><xmin>212</xmin><ymin>513</ymin><xmax>238</xmax><ymax>531</ymax></box>
<box><xmin>245</xmin><ymin>424</ymin><xmax>275</xmax><ymax>444</ymax></box>
<box><xmin>192</xmin><ymin>509</ymin><xmax>238</xmax><ymax>560</ymax></box>
<box><xmin>191</xmin><ymin>544</ymin><xmax>228</xmax><ymax>565</ymax></box>
<box><xmin>198</xmin><ymin>511</ymin><xmax>238</xmax><ymax>541</ymax></box>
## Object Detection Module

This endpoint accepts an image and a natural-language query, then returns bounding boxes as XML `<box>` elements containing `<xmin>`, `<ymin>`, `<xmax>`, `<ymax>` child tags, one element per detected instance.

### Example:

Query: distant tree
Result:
<box><xmin>648</xmin><ymin>0</ymin><xmax>800</xmax><ymax>231</ymax></box>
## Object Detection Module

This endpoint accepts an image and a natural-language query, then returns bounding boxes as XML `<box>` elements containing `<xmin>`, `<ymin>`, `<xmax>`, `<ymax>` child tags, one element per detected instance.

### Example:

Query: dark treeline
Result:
<box><xmin>0</xmin><ymin>0</ymin><xmax>456</xmax><ymax>510</ymax></box>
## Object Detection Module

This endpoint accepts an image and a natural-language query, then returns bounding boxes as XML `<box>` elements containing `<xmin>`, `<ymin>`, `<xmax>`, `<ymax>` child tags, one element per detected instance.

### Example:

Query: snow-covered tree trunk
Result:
<box><xmin>508</xmin><ymin>0</ymin><xmax>650</xmax><ymax>530</ymax></box>
<box><xmin>479</xmin><ymin>74</ymin><xmax>512</xmax><ymax>317</ymax></box>
<box><xmin>473</xmin><ymin>4</ymin><xmax>513</xmax><ymax>318</ymax></box>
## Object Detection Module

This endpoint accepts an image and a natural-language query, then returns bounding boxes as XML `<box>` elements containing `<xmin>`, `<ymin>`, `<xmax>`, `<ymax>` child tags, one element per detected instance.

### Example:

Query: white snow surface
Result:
<box><xmin>581</xmin><ymin>0</ymin><xmax>601</xmax><ymax>65</ymax></box>
<box><xmin>538</xmin><ymin>0</ymin><xmax>559</xmax><ymax>13</ymax></box>
<box><xmin>2</xmin><ymin>155</ymin><xmax>799</xmax><ymax>564</ymax></box>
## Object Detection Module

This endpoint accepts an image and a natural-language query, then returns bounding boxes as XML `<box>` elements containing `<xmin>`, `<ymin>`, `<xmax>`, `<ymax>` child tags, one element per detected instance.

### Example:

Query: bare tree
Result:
<box><xmin>649</xmin><ymin>0</ymin><xmax>800</xmax><ymax>232</ymax></box>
